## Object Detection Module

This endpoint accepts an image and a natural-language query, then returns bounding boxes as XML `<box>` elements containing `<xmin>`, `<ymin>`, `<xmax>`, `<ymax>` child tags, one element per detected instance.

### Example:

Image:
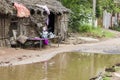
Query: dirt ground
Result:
<box><xmin>0</xmin><ymin>30</ymin><xmax>120</xmax><ymax>67</ymax></box>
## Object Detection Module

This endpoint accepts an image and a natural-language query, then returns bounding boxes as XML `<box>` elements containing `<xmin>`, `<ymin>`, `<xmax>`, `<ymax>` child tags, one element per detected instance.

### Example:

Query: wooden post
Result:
<box><xmin>92</xmin><ymin>0</ymin><xmax>96</xmax><ymax>27</ymax></box>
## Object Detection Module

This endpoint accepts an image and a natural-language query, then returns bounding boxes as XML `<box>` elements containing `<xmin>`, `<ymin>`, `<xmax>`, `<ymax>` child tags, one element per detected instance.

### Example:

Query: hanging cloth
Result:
<box><xmin>36</xmin><ymin>4</ymin><xmax>50</xmax><ymax>15</ymax></box>
<box><xmin>14</xmin><ymin>2</ymin><xmax>30</xmax><ymax>18</ymax></box>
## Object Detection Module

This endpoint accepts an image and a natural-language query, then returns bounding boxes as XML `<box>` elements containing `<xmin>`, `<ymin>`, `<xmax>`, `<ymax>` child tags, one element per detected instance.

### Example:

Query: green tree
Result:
<box><xmin>98</xmin><ymin>0</ymin><xmax>120</xmax><ymax>13</ymax></box>
<box><xmin>61</xmin><ymin>0</ymin><xmax>92</xmax><ymax>32</ymax></box>
<box><xmin>60</xmin><ymin>0</ymin><xmax>120</xmax><ymax>32</ymax></box>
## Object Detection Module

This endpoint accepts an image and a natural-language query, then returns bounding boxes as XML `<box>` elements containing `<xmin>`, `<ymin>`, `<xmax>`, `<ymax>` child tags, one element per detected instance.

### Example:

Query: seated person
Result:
<box><xmin>41</xmin><ymin>26</ymin><xmax>49</xmax><ymax>45</ymax></box>
<box><xmin>41</xmin><ymin>26</ymin><xmax>48</xmax><ymax>38</ymax></box>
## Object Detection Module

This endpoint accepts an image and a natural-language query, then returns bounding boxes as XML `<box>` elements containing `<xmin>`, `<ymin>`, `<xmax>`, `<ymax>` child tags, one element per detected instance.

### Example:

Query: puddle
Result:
<box><xmin>0</xmin><ymin>52</ymin><xmax>120</xmax><ymax>80</ymax></box>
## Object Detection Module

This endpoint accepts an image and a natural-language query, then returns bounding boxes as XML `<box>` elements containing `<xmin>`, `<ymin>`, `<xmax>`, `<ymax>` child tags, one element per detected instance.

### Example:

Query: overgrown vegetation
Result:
<box><xmin>110</xmin><ymin>26</ymin><xmax>120</xmax><ymax>32</ymax></box>
<box><xmin>103</xmin><ymin>77</ymin><xmax>110</xmax><ymax>80</ymax></box>
<box><xmin>60</xmin><ymin>0</ymin><xmax>92</xmax><ymax>31</ymax></box>
<box><xmin>102</xmin><ymin>64</ymin><xmax>120</xmax><ymax>80</ymax></box>
<box><xmin>60</xmin><ymin>0</ymin><xmax>120</xmax><ymax>34</ymax></box>
<box><xmin>77</xmin><ymin>24</ymin><xmax>115</xmax><ymax>38</ymax></box>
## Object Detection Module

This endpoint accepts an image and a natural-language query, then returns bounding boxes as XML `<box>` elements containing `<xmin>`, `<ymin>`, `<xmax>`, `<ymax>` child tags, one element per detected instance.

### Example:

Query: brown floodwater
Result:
<box><xmin>0</xmin><ymin>52</ymin><xmax>120</xmax><ymax>80</ymax></box>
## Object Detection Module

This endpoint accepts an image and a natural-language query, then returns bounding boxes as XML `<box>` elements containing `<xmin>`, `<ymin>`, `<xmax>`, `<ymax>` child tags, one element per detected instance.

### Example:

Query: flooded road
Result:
<box><xmin>0</xmin><ymin>52</ymin><xmax>120</xmax><ymax>80</ymax></box>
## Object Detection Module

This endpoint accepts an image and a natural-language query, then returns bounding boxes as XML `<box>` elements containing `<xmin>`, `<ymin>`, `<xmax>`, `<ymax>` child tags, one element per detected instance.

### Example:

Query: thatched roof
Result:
<box><xmin>0</xmin><ymin>0</ymin><xmax>13</xmax><ymax>14</ymax></box>
<box><xmin>13</xmin><ymin>0</ymin><xmax>70</xmax><ymax>13</ymax></box>
<box><xmin>0</xmin><ymin>0</ymin><xmax>70</xmax><ymax>15</ymax></box>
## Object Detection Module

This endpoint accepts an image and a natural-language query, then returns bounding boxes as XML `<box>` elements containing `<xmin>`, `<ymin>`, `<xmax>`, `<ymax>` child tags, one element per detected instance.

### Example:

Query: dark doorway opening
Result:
<box><xmin>48</xmin><ymin>12</ymin><xmax>55</xmax><ymax>33</ymax></box>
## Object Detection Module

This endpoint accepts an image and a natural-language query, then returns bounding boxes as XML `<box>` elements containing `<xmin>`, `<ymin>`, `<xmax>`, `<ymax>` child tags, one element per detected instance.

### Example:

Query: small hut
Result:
<box><xmin>0</xmin><ymin>0</ymin><xmax>70</xmax><ymax>47</ymax></box>
<box><xmin>0</xmin><ymin>0</ymin><xmax>14</xmax><ymax>47</ymax></box>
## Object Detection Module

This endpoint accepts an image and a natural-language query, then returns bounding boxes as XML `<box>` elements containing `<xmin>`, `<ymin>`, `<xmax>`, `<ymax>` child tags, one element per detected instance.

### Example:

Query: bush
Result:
<box><xmin>110</xmin><ymin>26</ymin><xmax>120</xmax><ymax>32</ymax></box>
<box><xmin>78</xmin><ymin>24</ymin><xmax>93</xmax><ymax>32</ymax></box>
<box><xmin>68</xmin><ymin>23</ymin><xmax>115</xmax><ymax>38</ymax></box>
<box><xmin>76</xmin><ymin>24</ymin><xmax>115</xmax><ymax>38</ymax></box>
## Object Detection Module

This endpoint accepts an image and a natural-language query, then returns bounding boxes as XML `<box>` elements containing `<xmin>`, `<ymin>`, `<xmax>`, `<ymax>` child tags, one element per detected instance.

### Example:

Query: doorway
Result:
<box><xmin>48</xmin><ymin>12</ymin><xmax>55</xmax><ymax>33</ymax></box>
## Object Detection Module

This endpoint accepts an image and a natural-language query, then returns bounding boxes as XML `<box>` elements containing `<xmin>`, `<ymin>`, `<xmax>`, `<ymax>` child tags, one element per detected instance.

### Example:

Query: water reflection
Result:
<box><xmin>0</xmin><ymin>53</ymin><xmax>120</xmax><ymax>80</ymax></box>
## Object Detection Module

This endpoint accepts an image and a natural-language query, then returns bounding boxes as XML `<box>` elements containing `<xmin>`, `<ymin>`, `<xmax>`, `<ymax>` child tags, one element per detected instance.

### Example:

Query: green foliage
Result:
<box><xmin>103</xmin><ymin>77</ymin><xmax>110</xmax><ymax>80</ymax></box>
<box><xmin>110</xmin><ymin>26</ymin><xmax>120</xmax><ymax>32</ymax></box>
<box><xmin>98</xmin><ymin>0</ymin><xmax>120</xmax><ymax>13</ymax></box>
<box><xmin>96</xmin><ymin>0</ymin><xmax>102</xmax><ymax>18</ymax></box>
<box><xmin>60</xmin><ymin>0</ymin><xmax>120</xmax><ymax>32</ymax></box>
<box><xmin>61</xmin><ymin>0</ymin><xmax>92</xmax><ymax>31</ymax></box>
<box><xmin>90</xmin><ymin>28</ymin><xmax>115</xmax><ymax>38</ymax></box>
<box><xmin>78</xmin><ymin>24</ymin><xmax>93</xmax><ymax>32</ymax></box>
<box><xmin>77</xmin><ymin>24</ymin><xmax>115</xmax><ymax>38</ymax></box>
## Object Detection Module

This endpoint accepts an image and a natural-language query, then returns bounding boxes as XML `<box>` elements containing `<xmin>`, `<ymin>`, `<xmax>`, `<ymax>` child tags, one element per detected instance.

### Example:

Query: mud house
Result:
<box><xmin>0</xmin><ymin>0</ymin><xmax>70</xmax><ymax>47</ymax></box>
<box><xmin>0</xmin><ymin>0</ymin><xmax>14</xmax><ymax>47</ymax></box>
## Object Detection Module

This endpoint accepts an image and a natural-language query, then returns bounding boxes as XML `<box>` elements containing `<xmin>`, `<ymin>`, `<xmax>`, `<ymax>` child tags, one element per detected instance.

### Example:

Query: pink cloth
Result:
<box><xmin>14</xmin><ymin>2</ymin><xmax>30</xmax><ymax>17</ymax></box>
<box><xmin>43</xmin><ymin>39</ymin><xmax>49</xmax><ymax>45</ymax></box>
<box><xmin>28</xmin><ymin>37</ymin><xmax>44</xmax><ymax>40</ymax></box>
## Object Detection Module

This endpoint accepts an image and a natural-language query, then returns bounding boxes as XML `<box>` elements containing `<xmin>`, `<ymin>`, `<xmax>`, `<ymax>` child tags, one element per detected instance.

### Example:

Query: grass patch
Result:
<box><xmin>90</xmin><ymin>28</ymin><xmax>115</xmax><ymax>38</ymax></box>
<box><xmin>103</xmin><ymin>77</ymin><xmax>110</xmax><ymax>80</ymax></box>
<box><xmin>78</xmin><ymin>24</ymin><xmax>115</xmax><ymax>38</ymax></box>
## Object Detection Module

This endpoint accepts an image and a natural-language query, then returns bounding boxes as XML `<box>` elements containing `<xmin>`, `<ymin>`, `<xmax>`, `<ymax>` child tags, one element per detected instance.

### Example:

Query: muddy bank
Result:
<box><xmin>0</xmin><ymin>38</ymin><xmax>120</xmax><ymax>66</ymax></box>
<box><xmin>90</xmin><ymin>63</ymin><xmax>120</xmax><ymax>80</ymax></box>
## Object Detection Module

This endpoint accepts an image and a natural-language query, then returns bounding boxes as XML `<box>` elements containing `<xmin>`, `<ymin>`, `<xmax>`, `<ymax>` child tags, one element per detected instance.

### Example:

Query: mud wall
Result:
<box><xmin>0</xmin><ymin>14</ymin><xmax>11</xmax><ymax>47</ymax></box>
<box><xmin>54</xmin><ymin>13</ymin><xmax>69</xmax><ymax>41</ymax></box>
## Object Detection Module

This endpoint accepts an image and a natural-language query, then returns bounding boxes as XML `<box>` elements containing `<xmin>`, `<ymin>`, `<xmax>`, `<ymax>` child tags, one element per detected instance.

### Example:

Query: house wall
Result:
<box><xmin>0</xmin><ymin>15</ymin><xmax>11</xmax><ymax>47</ymax></box>
<box><xmin>16</xmin><ymin>8</ymin><xmax>48</xmax><ymax>38</ymax></box>
<box><xmin>54</xmin><ymin>15</ymin><xmax>61</xmax><ymax>36</ymax></box>
<box><xmin>58</xmin><ymin>13</ymin><xmax>69</xmax><ymax>40</ymax></box>
<box><xmin>0</xmin><ymin>13</ymin><xmax>69</xmax><ymax>47</ymax></box>
<box><xmin>9</xmin><ymin>5</ymin><xmax>69</xmax><ymax>42</ymax></box>
<box><xmin>16</xmin><ymin>18</ymin><xmax>42</xmax><ymax>38</ymax></box>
